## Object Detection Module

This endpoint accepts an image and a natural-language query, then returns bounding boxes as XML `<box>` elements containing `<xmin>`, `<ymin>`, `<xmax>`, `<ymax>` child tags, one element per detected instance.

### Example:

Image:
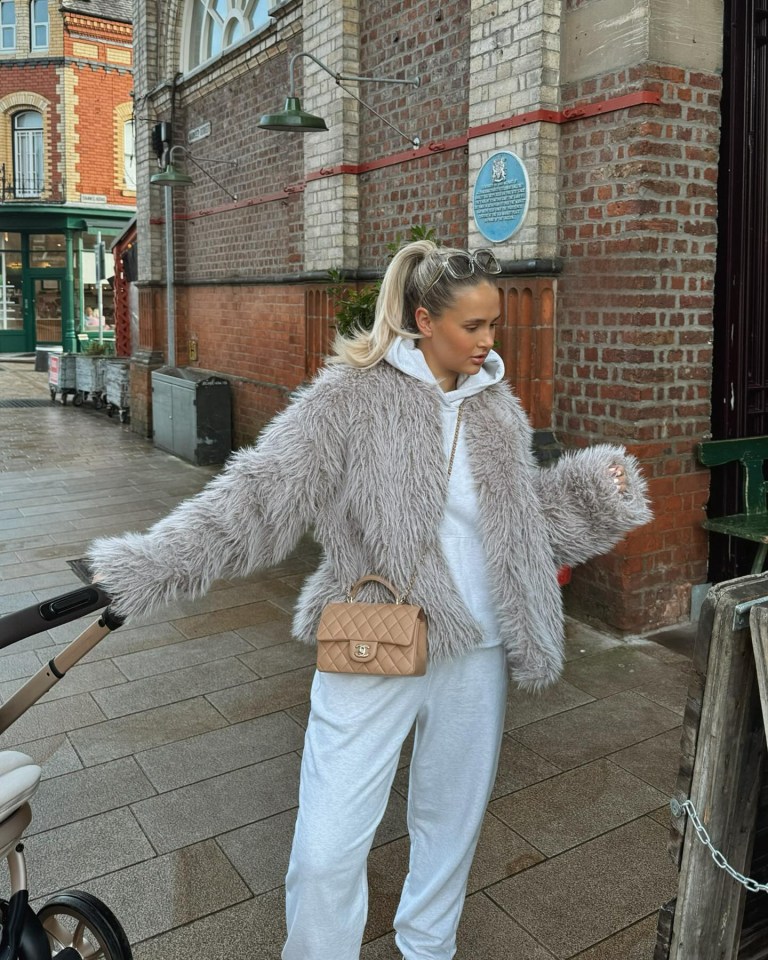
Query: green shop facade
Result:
<box><xmin>0</xmin><ymin>205</ymin><xmax>134</xmax><ymax>354</ymax></box>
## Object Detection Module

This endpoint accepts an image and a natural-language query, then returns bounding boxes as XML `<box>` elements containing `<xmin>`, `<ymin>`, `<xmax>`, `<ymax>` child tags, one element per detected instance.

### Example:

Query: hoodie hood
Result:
<box><xmin>384</xmin><ymin>336</ymin><xmax>505</xmax><ymax>406</ymax></box>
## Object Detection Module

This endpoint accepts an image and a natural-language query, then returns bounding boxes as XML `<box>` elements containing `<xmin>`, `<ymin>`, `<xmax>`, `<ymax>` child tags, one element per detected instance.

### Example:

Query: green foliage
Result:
<box><xmin>82</xmin><ymin>339</ymin><xmax>115</xmax><ymax>356</ymax></box>
<box><xmin>328</xmin><ymin>225</ymin><xmax>440</xmax><ymax>338</ymax></box>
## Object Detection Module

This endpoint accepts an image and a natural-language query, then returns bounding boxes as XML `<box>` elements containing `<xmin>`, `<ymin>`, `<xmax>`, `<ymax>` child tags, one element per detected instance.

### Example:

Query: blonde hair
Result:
<box><xmin>329</xmin><ymin>240</ymin><xmax>494</xmax><ymax>369</ymax></box>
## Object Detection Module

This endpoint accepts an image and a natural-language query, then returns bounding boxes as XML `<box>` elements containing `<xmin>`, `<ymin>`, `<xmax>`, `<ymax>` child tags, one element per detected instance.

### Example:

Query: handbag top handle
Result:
<box><xmin>347</xmin><ymin>575</ymin><xmax>401</xmax><ymax>602</ymax></box>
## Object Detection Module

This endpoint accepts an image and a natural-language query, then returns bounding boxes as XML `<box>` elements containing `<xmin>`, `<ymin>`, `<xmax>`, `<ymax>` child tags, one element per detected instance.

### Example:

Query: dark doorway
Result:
<box><xmin>709</xmin><ymin>0</ymin><xmax>768</xmax><ymax>581</ymax></box>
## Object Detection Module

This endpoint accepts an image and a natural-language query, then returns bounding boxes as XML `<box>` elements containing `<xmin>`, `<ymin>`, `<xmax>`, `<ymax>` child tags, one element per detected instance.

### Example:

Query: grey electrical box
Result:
<box><xmin>151</xmin><ymin>367</ymin><xmax>232</xmax><ymax>465</ymax></box>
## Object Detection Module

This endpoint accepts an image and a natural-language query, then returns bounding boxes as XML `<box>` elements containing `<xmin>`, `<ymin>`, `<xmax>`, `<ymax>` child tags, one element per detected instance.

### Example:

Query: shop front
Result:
<box><xmin>0</xmin><ymin>206</ymin><xmax>134</xmax><ymax>354</ymax></box>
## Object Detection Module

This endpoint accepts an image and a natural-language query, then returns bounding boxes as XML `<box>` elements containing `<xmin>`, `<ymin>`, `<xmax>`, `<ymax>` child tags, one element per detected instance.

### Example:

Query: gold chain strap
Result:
<box><xmin>398</xmin><ymin>400</ymin><xmax>466</xmax><ymax>603</ymax></box>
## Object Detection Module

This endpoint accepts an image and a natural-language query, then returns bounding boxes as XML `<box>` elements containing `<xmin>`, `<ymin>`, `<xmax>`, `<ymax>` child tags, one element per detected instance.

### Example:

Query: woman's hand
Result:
<box><xmin>607</xmin><ymin>463</ymin><xmax>627</xmax><ymax>495</ymax></box>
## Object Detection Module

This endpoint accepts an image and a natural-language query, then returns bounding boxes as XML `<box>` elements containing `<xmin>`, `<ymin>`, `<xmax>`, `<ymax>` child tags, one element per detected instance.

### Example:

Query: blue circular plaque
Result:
<box><xmin>472</xmin><ymin>151</ymin><xmax>530</xmax><ymax>243</ymax></box>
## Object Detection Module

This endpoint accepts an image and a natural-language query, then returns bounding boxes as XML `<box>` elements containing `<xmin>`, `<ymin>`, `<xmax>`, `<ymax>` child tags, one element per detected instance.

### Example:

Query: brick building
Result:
<box><xmin>0</xmin><ymin>0</ymin><xmax>134</xmax><ymax>353</ymax></box>
<box><xmin>131</xmin><ymin>0</ymin><xmax>759</xmax><ymax>636</ymax></box>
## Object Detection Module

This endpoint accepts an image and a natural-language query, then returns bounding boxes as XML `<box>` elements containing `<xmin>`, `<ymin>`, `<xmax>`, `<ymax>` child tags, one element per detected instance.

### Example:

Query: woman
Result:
<box><xmin>89</xmin><ymin>240</ymin><xmax>651</xmax><ymax>960</ymax></box>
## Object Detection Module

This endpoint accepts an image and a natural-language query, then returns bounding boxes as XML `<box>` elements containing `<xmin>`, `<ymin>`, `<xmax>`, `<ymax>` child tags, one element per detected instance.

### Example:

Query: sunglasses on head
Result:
<box><xmin>423</xmin><ymin>249</ymin><xmax>502</xmax><ymax>295</ymax></box>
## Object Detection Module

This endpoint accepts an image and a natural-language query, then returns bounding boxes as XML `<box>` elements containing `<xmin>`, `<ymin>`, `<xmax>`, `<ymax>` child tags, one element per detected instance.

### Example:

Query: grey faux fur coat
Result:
<box><xmin>88</xmin><ymin>362</ymin><xmax>652</xmax><ymax>691</ymax></box>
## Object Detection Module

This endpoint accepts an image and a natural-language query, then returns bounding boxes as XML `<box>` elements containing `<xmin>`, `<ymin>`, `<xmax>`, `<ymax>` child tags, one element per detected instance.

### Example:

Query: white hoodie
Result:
<box><xmin>385</xmin><ymin>337</ymin><xmax>505</xmax><ymax>648</ymax></box>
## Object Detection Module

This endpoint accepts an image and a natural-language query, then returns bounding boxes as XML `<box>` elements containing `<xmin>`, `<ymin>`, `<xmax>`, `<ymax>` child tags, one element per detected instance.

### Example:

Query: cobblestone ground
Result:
<box><xmin>0</xmin><ymin>358</ymin><xmax>687</xmax><ymax>959</ymax></box>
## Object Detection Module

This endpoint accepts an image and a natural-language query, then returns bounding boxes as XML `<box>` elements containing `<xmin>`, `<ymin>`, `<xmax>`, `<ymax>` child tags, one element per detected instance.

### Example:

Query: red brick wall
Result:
<box><xmin>175</xmin><ymin>284</ymin><xmax>306</xmax><ymax>447</ymax></box>
<box><xmin>63</xmin><ymin>14</ymin><xmax>134</xmax><ymax>206</ymax></box>
<box><xmin>0</xmin><ymin>63</ymin><xmax>62</xmax><ymax>200</ymax></box>
<box><xmin>70</xmin><ymin>65</ymin><xmax>134</xmax><ymax>203</ymax></box>
<box><xmin>357</xmin><ymin>0</ymin><xmax>470</xmax><ymax>263</ymax></box>
<box><xmin>558</xmin><ymin>64</ymin><xmax>720</xmax><ymax>630</ymax></box>
<box><xmin>174</xmin><ymin>47</ymin><xmax>305</xmax><ymax>282</ymax></box>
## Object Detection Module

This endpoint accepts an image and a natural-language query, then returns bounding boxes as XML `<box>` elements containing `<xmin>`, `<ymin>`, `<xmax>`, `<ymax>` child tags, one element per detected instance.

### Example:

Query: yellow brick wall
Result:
<box><xmin>61</xmin><ymin>68</ymin><xmax>79</xmax><ymax>202</ymax></box>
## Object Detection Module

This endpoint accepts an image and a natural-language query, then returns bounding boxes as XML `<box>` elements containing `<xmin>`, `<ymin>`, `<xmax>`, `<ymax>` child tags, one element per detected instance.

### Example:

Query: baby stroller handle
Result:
<box><xmin>0</xmin><ymin>591</ymin><xmax>125</xmax><ymax>737</ymax></box>
<box><xmin>0</xmin><ymin>585</ymin><xmax>114</xmax><ymax>651</ymax></box>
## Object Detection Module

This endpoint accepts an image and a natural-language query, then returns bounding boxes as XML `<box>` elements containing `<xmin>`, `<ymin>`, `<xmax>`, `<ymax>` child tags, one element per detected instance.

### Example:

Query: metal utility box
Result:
<box><xmin>151</xmin><ymin>367</ymin><xmax>232</xmax><ymax>465</ymax></box>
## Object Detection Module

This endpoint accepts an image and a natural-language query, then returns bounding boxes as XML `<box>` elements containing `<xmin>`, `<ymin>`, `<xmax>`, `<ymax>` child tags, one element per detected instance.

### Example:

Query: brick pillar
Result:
<box><xmin>468</xmin><ymin>0</ymin><xmax>561</xmax><ymax>260</ymax></box>
<box><xmin>557</xmin><ymin>0</ymin><xmax>723</xmax><ymax>631</ymax></box>
<box><xmin>302</xmin><ymin>0</ymin><xmax>360</xmax><ymax>272</ymax></box>
<box><xmin>130</xmin><ymin>1</ymin><xmax>176</xmax><ymax>435</ymax></box>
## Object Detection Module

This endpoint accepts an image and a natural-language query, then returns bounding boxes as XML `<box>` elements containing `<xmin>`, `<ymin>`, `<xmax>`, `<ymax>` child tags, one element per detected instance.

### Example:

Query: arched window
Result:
<box><xmin>184</xmin><ymin>0</ymin><xmax>269</xmax><ymax>71</ymax></box>
<box><xmin>30</xmin><ymin>0</ymin><xmax>48</xmax><ymax>50</ymax></box>
<box><xmin>0</xmin><ymin>0</ymin><xmax>16</xmax><ymax>51</ymax></box>
<box><xmin>13</xmin><ymin>110</ymin><xmax>43</xmax><ymax>197</ymax></box>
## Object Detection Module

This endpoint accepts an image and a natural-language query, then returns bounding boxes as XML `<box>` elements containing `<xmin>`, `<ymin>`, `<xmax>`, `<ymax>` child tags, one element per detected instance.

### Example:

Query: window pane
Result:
<box><xmin>123</xmin><ymin>119</ymin><xmax>136</xmax><ymax>189</ymax></box>
<box><xmin>33</xmin><ymin>23</ymin><xmax>46</xmax><ymax>46</ymax></box>
<box><xmin>16</xmin><ymin>111</ymin><xmax>42</xmax><ymax>129</ymax></box>
<box><xmin>1</xmin><ymin>26</ymin><xmax>13</xmax><ymax>48</ymax></box>
<box><xmin>185</xmin><ymin>0</ymin><xmax>270</xmax><ymax>70</ymax></box>
<box><xmin>0</xmin><ymin>259</ymin><xmax>23</xmax><ymax>333</ymax></box>
<box><xmin>1</xmin><ymin>2</ymin><xmax>14</xmax><ymax>26</ymax></box>
<box><xmin>30</xmin><ymin>234</ymin><xmax>66</xmax><ymax>268</ymax></box>
<box><xmin>205</xmin><ymin>18</ymin><xmax>222</xmax><ymax>60</ymax></box>
<box><xmin>224</xmin><ymin>18</ymin><xmax>241</xmax><ymax>45</ymax></box>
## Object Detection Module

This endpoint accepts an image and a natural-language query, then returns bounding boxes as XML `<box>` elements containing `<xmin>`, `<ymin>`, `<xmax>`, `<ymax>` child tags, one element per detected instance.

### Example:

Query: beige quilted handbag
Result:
<box><xmin>316</xmin><ymin>575</ymin><xmax>427</xmax><ymax>676</ymax></box>
<box><xmin>315</xmin><ymin>401</ymin><xmax>466</xmax><ymax>677</ymax></box>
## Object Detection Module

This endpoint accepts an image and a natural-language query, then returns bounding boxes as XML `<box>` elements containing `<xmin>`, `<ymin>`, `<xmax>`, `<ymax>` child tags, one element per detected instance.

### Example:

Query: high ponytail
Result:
<box><xmin>328</xmin><ymin>239</ymin><xmax>491</xmax><ymax>369</ymax></box>
<box><xmin>328</xmin><ymin>240</ymin><xmax>435</xmax><ymax>369</ymax></box>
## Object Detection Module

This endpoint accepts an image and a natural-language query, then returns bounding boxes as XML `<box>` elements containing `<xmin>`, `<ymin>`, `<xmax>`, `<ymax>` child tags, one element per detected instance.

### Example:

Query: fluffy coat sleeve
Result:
<box><xmin>531</xmin><ymin>443</ymin><xmax>653</xmax><ymax>568</ymax></box>
<box><xmin>87</xmin><ymin>372</ymin><xmax>347</xmax><ymax>622</ymax></box>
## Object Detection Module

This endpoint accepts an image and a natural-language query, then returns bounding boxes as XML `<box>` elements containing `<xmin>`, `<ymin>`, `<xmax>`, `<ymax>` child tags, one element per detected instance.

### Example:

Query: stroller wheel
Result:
<box><xmin>37</xmin><ymin>890</ymin><xmax>132</xmax><ymax>959</ymax></box>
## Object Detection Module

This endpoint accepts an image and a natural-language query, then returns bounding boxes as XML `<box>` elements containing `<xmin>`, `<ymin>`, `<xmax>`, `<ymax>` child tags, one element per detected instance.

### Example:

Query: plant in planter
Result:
<box><xmin>82</xmin><ymin>340</ymin><xmax>115</xmax><ymax>357</ymax></box>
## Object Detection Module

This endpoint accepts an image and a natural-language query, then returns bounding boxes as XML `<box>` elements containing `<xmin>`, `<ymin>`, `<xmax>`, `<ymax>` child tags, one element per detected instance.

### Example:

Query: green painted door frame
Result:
<box><xmin>25</xmin><ymin>268</ymin><xmax>69</xmax><ymax>351</ymax></box>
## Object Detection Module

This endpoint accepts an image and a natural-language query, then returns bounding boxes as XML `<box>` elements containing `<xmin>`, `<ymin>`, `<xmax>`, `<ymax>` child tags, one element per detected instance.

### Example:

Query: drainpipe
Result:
<box><xmin>163</xmin><ymin>184</ymin><xmax>175</xmax><ymax>366</ymax></box>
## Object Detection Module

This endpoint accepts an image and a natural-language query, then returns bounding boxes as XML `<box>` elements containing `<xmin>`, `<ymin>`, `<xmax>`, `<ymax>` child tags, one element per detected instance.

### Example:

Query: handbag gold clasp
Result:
<box><xmin>354</xmin><ymin>643</ymin><xmax>370</xmax><ymax>658</ymax></box>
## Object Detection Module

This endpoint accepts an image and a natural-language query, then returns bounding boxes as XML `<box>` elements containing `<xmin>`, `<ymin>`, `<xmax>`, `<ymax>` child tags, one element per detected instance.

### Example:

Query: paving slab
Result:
<box><xmin>489</xmin><ymin>758</ymin><xmax>668</xmax><ymax>856</ymax></box>
<box><xmin>205</xmin><ymin>666</ymin><xmax>315</xmax><ymax>723</ymax></box>
<box><xmin>571</xmin><ymin>914</ymin><xmax>660</xmax><ymax>959</ymax></box>
<box><xmin>0</xmin><ymin>692</ymin><xmax>105</xmax><ymax>747</ymax></box>
<box><xmin>505</xmin><ymin>678</ymin><xmax>595</xmax><ymax>730</ymax></box>
<box><xmin>68</xmin><ymin>697</ymin><xmax>228</xmax><ymax>765</ymax></box>
<box><xmin>92</xmin><ymin>656</ymin><xmax>258</xmax><ymax>718</ymax></box>
<box><xmin>134</xmin><ymin>712</ymin><xmax>306</xmax><ymax>792</ymax></box>
<box><xmin>69</xmin><ymin>840</ymin><xmax>252</xmax><ymax>946</ymax></box>
<box><xmin>131</xmin><ymin>754</ymin><xmax>301</xmax><ymax>854</ymax></box>
<box><xmin>131</xmin><ymin>890</ymin><xmax>286</xmax><ymax>960</ymax></box>
<box><xmin>10</xmin><ymin>733</ymin><xmax>83</xmax><ymax>779</ymax></box>
<box><xmin>111</xmin><ymin>630</ymin><xmax>254</xmax><ymax>680</ymax></box>
<box><xmin>510</xmin><ymin>691</ymin><xmax>682</xmax><ymax>770</ymax></box>
<box><xmin>3</xmin><ymin>808</ymin><xmax>155</xmax><ymax>900</ymax></box>
<box><xmin>488</xmin><ymin>818</ymin><xmax>678</xmax><ymax>957</ymax></box>
<box><xmin>562</xmin><ymin>645</ymin><xmax>677</xmax><ymax>699</ymax></box>
<box><xmin>610</xmin><ymin>726</ymin><xmax>684</xmax><ymax>796</ymax></box>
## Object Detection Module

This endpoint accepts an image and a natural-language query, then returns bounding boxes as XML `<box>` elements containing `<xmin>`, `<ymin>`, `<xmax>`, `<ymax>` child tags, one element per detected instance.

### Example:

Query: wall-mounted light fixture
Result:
<box><xmin>150</xmin><ymin>145</ymin><xmax>238</xmax><ymax>198</ymax></box>
<box><xmin>258</xmin><ymin>52</ymin><xmax>422</xmax><ymax>149</ymax></box>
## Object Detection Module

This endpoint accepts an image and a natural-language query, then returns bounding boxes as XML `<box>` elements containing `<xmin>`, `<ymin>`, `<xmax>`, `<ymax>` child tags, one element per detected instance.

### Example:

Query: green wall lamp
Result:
<box><xmin>150</xmin><ymin>145</ymin><xmax>238</xmax><ymax>197</ymax></box>
<box><xmin>258</xmin><ymin>52</ymin><xmax>422</xmax><ymax>148</ymax></box>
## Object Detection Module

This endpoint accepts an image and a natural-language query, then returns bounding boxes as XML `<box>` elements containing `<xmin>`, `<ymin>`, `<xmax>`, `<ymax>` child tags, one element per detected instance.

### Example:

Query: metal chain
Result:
<box><xmin>671</xmin><ymin>797</ymin><xmax>768</xmax><ymax>894</ymax></box>
<box><xmin>399</xmin><ymin>400</ymin><xmax>466</xmax><ymax>603</ymax></box>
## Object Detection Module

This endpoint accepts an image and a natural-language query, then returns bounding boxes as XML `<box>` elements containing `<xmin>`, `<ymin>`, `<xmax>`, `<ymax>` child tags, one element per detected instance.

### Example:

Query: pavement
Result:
<box><xmin>0</xmin><ymin>357</ymin><xmax>693</xmax><ymax>959</ymax></box>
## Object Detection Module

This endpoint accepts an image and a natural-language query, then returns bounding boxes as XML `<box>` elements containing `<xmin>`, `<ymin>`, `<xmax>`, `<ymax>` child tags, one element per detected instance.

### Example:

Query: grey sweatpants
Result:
<box><xmin>282</xmin><ymin>644</ymin><xmax>508</xmax><ymax>960</ymax></box>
